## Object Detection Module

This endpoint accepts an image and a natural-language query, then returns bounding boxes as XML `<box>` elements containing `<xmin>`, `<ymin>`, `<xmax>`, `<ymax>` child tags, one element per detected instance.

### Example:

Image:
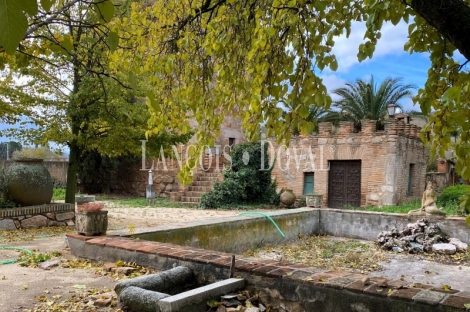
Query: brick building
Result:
<box><xmin>110</xmin><ymin>113</ymin><xmax>246</xmax><ymax>198</ymax></box>
<box><xmin>269</xmin><ymin>119</ymin><xmax>427</xmax><ymax>208</ymax></box>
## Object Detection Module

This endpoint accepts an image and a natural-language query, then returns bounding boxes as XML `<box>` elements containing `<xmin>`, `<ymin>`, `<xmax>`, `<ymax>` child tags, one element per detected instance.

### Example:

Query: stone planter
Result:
<box><xmin>76</xmin><ymin>210</ymin><xmax>108</xmax><ymax>236</ymax></box>
<box><xmin>280</xmin><ymin>189</ymin><xmax>296</xmax><ymax>207</ymax></box>
<box><xmin>6</xmin><ymin>158</ymin><xmax>53</xmax><ymax>206</ymax></box>
<box><xmin>305</xmin><ymin>194</ymin><xmax>323</xmax><ymax>208</ymax></box>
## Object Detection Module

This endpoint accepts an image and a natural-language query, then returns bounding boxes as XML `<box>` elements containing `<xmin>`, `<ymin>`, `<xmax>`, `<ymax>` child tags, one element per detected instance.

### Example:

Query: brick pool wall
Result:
<box><xmin>67</xmin><ymin>233</ymin><xmax>470</xmax><ymax>311</ymax></box>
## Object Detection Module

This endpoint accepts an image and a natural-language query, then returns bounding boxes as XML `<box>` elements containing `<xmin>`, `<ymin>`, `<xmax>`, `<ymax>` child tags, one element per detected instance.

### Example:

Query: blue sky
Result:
<box><xmin>319</xmin><ymin>20</ymin><xmax>430</xmax><ymax>112</ymax></box>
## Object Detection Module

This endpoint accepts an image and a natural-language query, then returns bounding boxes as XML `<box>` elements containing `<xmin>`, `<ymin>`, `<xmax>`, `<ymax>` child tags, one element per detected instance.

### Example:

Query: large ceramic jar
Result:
<box><xmin>7</xmin><ymin>158</ymin><xmax>53</xmax><ymax>206</ymax></box>
<box><xmin>280</xmin><ymin>189</ymin><xmax>296</xmax><ymax>207</ymax></box>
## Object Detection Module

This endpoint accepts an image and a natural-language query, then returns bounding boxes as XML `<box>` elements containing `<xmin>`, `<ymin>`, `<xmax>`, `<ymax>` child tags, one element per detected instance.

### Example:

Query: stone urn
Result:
<box><xmin>6</xmin><ymin>158</ymin><xmax>53</xmax><ymax>206</ymax></box>
<box><xmin>305</xmin><ymin>193</ymin><xmax>323</xmax><ymax>208</ymax></box>
<box><xmin>280</xmin><ymin>189</ymin><xmax>296</xmax><ymax>207</ymax></box>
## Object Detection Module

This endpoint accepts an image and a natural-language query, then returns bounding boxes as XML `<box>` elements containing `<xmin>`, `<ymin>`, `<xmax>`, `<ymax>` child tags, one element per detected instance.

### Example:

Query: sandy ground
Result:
<box><xmin>0</xmin><ymin>206</ymin><xmax>268</xmax><ymax>311</ymax></box>
<box><xmin>105</xmin><ymin>206</ymin><xmax>247</xmax><ymax>231</ymax></box>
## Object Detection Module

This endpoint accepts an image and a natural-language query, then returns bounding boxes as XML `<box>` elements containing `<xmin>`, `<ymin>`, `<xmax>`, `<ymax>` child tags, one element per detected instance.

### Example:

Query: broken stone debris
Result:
<box><xmin>214</xmin><ymin>290</ymin><xmax>268</xmax><ymax>312</ymax></box>
<box><xmin>377</xmin><ymin>219</ymin><xmax>466</xmax><ymax>255</ymax></box>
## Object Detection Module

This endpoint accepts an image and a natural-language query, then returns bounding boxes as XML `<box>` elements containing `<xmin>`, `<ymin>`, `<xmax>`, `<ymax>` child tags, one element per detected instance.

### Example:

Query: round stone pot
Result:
<box><xmin>6</xmin><ymin>158</ymin><xmax>53</xmax><ymax>206</ymax></box>
<box><xmin>280</xmin><ymin>189</ymin><xmax>296</xmax><ymax>207</ymax></box>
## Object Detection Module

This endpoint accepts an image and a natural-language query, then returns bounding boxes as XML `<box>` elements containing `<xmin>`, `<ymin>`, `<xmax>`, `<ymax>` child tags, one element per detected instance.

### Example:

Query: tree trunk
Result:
<box><xmin>65</xmin><ymin>58</ymin><xmax>82</xmax><ymax>204</ymax></box>
<box><xmin>407</xmin><ymin>0</ymin><xmax>470</xmax><ymax>61</ymax></box>
<box><xmin>65</xmin><ymin>138</ymin><xmax>79</xmax><ymax>204</ymax></box>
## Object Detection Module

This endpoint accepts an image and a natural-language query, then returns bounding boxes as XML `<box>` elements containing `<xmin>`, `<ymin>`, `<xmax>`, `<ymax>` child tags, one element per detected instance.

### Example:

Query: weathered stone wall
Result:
<box><xmin>187</xmin><ymin>110</ymin><xmax>247</xmax><ymax>148</ymax></box>
<box><xmin>109</xmin><ymin>159</ymin><xmax>182</xmax><ymax>197</ymax></box>
<box><xmin>269</xmin><ymin>119</ymin><xmax>427</xmax><ymax>207</ymax></box>
<box><xmin>426</xmin><ymin>172</ymin><xmax>450</xmax><ymax>193</ymax></box>
<box><xmin>0</xmin><ymin>203</ymin><xmax>75</xmax><ymax>231</ymax></box>
<box><xmin>0</xmin><ymin>160</ymin><xmax>68</xmax><ymax>186</ymax></box>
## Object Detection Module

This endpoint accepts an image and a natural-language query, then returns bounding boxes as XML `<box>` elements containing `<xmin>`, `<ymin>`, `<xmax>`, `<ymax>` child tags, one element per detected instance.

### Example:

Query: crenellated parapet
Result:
<box><xmin>313</xmin><ymin>119</ymin><xmax>422</xmax><ymax>141</ymax></box>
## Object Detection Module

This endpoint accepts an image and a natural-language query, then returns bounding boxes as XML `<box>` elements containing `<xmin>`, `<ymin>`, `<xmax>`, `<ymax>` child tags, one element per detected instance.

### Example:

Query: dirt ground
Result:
<box><xmin>105</xmin><ymin>206</ymin><xmax>247</xmax><ymax>231</ymax></box>
<box><xmin>0</xmin><ymin>205</ymin><xmax>271</xmax><ymax>312</ymax></box>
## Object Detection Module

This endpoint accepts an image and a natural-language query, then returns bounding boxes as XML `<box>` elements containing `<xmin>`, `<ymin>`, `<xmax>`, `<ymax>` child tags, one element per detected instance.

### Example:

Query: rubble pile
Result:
<box><xmin>212</xmin><ymin>291</ymin><xmax>268</xmax><ymax>312</ymax></box>
<box><xmin>377</xmin><ymin>219</ymin><xmax>467</xmax><ymax>254</ymax></box>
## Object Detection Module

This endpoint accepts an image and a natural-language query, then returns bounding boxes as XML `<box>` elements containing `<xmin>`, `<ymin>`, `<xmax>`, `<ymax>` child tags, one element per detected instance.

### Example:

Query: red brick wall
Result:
<box><xmin>268</xmin><ymin>119</ymin><xmax>427</xmax><ymax>207</ymax></box>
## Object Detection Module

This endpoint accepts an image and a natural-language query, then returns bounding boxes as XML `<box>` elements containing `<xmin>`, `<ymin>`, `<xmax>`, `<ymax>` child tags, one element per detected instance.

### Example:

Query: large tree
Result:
<box><xmin>0</xmin><ymin>1</ymin><xmax>190</xmax><ymax>203</ymax></box>
<box><xmin>332</xmin><ymin>76</ymin><xmax>416</xmax><ymax>127</ymax></box>
<box><xmin>1</xmin><ymin>0</ymin><xmax>470</xmax><ymax>216</ymax></box>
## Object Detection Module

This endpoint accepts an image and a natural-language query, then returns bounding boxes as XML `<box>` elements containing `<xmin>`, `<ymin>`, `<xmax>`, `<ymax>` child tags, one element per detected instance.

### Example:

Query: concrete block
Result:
<box><xmin>158</xmin><ymin>278</ymin><xmax>245</xmax><ymax>312</ymax></box>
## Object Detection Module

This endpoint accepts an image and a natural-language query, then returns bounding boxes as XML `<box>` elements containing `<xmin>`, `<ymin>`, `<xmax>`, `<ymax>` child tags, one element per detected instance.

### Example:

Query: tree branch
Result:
<box><xmin>406</xmin><ymin>0</ymin><xmax>470</xmax><ymax>61</ymax></box>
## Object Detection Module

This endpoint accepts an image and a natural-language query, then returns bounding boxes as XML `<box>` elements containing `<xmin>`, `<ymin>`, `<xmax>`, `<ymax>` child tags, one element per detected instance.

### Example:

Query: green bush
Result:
<box><xmin>52</xmin><ymin>188</ymin><xmax>66</xmax><ymax>201</ymax></box>
<box><xmin>437</xmin><ymin>185</ymin><xmax>469</xmax><ymax>205</ymax></box>
<box><xmin>198</xmin><ymin>141</ymin><xmax>280</xmax><ymax>209</ymax></box>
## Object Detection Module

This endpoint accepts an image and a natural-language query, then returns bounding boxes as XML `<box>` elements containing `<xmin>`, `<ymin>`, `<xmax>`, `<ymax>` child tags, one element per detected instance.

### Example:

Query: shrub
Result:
<box><xmin>52</xmin><ymin>188</ymin><xmax>66</xmax><ymax>201</ymax></box>
<box><xmin>77</xmin><ymin>202</ymin><xmax>104</xmax><ymax>212</ymax></box>
<box><xmin>437</xmin><ymin>185</ymin><xmax>469</xmax><ymax>205</ymax></box>
<box><xmin>198</xmin><ymin>141</ymin><xmax>280</xmax><ymax>209</ymax></box>
<box><xmin>297</xmin><ymin>196</ymin><xmax>306</xmax><ymax>208</ymax></box>
<box><xmin>51</xmin><ymin>177</ymin><xmax>66</xmax><ymax>189</ymax></box>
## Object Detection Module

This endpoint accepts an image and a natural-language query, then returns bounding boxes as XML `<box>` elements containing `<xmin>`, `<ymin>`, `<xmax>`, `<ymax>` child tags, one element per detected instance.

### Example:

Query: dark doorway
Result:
<box><xmin>328</xmin><ymin>160</ymin><xmax>361</xmax><ymax>208</ymax></box>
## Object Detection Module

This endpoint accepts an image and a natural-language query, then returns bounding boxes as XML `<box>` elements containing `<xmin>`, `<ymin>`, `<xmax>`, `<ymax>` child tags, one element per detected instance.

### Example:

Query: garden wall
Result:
<box><xmin>0</xmin><ymin>160</ymin><xmax>68</xmax><ymax>186</ymax></box>
<box><xmin>0</xmin><ymin>203</ymin><xmax>75</xmax><ymax>230</ymax></box>
<box><xmin>426</xmin><ymin>172</ymin><xmax>452</xmax><ymax>192</ymax></box>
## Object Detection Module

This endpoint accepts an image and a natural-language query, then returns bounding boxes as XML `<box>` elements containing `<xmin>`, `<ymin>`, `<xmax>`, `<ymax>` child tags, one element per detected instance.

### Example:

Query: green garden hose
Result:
<box><xmin>238</xmin><ymin>212</ymin><xmax>286</xmax><ymax>238</ymax></box>
<box><xmin>0</xmin><ymin>246</ymin><xmax>33</xmax><ymax>265</ymax></box>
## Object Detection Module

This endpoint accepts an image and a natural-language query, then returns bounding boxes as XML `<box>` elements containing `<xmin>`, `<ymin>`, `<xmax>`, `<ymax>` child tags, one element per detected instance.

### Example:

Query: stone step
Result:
<box><xmin>186</xmin><ymin>186</ymin><xmax>212</xmax><ymax>192</ymax></box>
<box><xmin>195</xmin><ymin>168</ymin><xmax>224</xmax><ymax>174</ymax></box>
<box><xmin>180</xmin><ymin>197</ymin><xmax>201</xmax><ymax>203</ymax></box>
<box><xmin>196</xmin><ymin>176</ymin><xmax>220</xmax><ymax>182</ymax></box>
<box><xmin>192</xmin><ymin>181</ymin><xmax>213</xmax><ymax>187</ymax></box>
<box><xmin>194</xmin><ymin>172</ymin><xmax>222</xmax><ymax>177</ymax></box>
<box><xmin>183</xmin><ymin>191</ymin><xmax>206</xmax><ymax>197</ymax></box>
<box><xmin>179</xmin><ymin>202</ymin><xmax>198</xmax><ymax>207</ymax></box>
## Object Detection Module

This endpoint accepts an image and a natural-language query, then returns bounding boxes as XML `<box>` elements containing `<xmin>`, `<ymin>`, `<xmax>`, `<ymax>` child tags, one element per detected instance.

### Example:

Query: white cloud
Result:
<box><xmin>320</xmin><ymin>74</ymin><xmax>347</xmax><ymax>99</ymax></box>
<box><xmin>331</xmin><ymin>21</ymin><xmax>410</xmax><ymax>72</ymax></box>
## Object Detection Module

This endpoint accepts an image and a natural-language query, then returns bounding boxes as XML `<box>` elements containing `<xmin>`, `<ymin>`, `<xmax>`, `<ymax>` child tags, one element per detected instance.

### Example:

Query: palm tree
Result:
<box><xmin>332</xmin><ymin>76</ymin><xmax>416</xmax><ymax>127</ymax></box>
<box><xmin>306</xmin><ymin>105</ymin><xmax>341</xmax><ymax>124</ymax></box>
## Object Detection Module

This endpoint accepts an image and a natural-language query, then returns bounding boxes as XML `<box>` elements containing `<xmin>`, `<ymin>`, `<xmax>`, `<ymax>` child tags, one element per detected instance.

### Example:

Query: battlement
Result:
<box><xmin>313</xmin><ymin>119</ymin><xmax>421</xmax><ymax>140</ymax></box>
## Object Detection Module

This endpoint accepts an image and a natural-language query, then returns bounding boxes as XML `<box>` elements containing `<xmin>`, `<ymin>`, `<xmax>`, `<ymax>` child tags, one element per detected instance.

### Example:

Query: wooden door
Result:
<box><xmin>328</xmin><ymin>160</ymin><xmax>361</xmax><ymax>208</ymax></box>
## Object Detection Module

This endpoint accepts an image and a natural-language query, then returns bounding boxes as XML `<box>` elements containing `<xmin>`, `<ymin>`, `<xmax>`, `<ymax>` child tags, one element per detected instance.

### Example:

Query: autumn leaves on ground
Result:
<box><xmin>1</xmin><ymin>203</ymin><xmax>469</xmax><ymax>311</ymax></box>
